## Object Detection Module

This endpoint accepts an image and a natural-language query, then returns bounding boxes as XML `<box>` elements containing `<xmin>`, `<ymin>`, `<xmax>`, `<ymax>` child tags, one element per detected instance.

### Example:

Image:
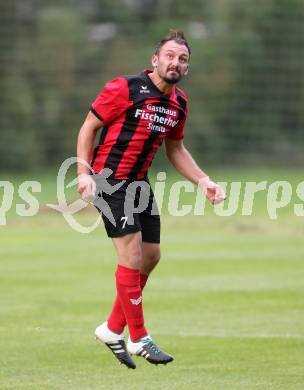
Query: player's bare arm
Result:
<box><xmin>165</xmin><ymin>138</ymin><xmax>226</xmax><ymax>204</ymax></box>
<box><xmin>76</xmin><ymin>111</ymin><xmax>103</xmax><ymax>199</ymax></box>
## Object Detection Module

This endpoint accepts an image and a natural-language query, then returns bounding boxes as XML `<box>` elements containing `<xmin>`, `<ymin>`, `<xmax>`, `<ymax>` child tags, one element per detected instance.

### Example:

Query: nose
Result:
<box><xmin>171</xmin><ymin>58</ymin><xmax>179</xmax><ymax>67</ymax></box>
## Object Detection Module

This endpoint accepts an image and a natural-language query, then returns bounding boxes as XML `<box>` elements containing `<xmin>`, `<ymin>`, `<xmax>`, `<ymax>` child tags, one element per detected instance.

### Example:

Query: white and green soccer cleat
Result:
<box><xmin>127</xmin><ymin>335</ymin><xmax>174</xmax><ymax>365</ymax></box>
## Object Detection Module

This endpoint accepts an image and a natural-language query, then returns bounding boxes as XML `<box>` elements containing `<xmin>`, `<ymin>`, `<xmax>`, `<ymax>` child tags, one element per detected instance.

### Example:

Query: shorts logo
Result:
<box><xmin>130</xmin><ymin>296</ymin><xmax>142</xmax><ymax>305</ymax></box>
<box><xmin>140</xmin><ymin>85</ymin><xmax>150</xmax><ymax>94</ymax></box>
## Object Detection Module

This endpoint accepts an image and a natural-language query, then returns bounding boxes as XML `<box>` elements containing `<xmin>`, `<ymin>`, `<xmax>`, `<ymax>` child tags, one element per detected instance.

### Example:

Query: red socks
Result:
<box><xmin>108</xmin><ymin>271</ymin><xmax>148</xmax><ymax>334</ymax></box>
<box><xmin>108</xmin><ymin>265</ymin><xmax>148</xmax><ymax>341</ymax></box>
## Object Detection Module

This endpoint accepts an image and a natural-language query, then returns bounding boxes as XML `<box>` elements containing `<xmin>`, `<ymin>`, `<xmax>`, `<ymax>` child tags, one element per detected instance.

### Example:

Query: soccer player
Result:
<box><xmin>76</xmin><ymin>30</ymin><xmax>226</xmax><ymax>369</ymax></box>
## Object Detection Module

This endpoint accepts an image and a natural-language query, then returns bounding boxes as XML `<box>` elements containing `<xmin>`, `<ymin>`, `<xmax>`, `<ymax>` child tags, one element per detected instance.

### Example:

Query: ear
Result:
<box><xmin>151</xmin><ymin>54</ymin><xmax>158</xmax><ymax>68</ymax></box>
<box><xmin>184</xmin><ymin>65</ymin><xmax>189</xmax><ymax>76</ymax></box>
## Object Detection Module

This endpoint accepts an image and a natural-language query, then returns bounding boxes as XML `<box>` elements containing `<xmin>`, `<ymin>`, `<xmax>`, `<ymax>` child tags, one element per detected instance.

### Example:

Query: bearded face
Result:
<box><xmin>152</xmin><ymin>41</ymin><xmax>189</xmax><ymax>84</ymax></box>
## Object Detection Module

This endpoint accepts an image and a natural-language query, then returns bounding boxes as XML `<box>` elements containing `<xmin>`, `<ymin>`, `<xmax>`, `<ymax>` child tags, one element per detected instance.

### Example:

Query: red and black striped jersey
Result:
<box><xmin>90</xmin><ymin>69</ymin><xmax>188</xmax><ymax>179</ymax></box>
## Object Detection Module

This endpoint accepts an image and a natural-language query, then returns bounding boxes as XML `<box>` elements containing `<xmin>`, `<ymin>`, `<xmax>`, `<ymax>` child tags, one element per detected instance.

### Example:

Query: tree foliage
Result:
<box><xmin>1</xmin><ymin>0</ymin><xmax>303</xmax><ymax>170</ymax></box>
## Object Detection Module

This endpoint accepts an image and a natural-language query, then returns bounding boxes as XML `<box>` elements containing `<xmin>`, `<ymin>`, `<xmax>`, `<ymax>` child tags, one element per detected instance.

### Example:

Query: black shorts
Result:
<box><xmin>93</xmin><ymin>176</ymin><xmax>160</xmax><ymax>243</ymax></box>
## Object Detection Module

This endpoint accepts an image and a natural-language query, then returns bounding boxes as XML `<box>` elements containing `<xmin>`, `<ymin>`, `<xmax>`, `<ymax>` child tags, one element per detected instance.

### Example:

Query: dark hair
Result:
<box><xmin>155</xmin><ymin>30</ymin><xmax>191</xmax><ymax>57</ymax></box>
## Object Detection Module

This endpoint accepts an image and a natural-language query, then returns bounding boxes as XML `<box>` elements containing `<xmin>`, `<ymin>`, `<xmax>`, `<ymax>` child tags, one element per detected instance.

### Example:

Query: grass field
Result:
<box><xmin>1</xmin><ymin>168</ymin><xmax>304</xmax><ymax>389</ymax></box>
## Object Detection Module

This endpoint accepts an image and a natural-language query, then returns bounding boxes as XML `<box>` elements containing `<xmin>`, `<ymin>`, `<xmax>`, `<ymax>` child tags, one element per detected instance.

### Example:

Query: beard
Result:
<box><xmin>162</xmin><ymin>76</ymin><xmax>180</xmax><ymax>84</ymax></box>
<box><xmin>161</xmin><ymin>68</ymin><xmax>183</xmax><ymax>84</ymax></box>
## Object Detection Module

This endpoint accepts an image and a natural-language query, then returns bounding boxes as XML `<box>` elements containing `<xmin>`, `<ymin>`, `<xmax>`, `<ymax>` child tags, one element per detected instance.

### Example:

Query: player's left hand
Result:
<box><xmin>198</xmin><ymin>176</ymin><xmax>226</xmax><ymax>205</ymax></box>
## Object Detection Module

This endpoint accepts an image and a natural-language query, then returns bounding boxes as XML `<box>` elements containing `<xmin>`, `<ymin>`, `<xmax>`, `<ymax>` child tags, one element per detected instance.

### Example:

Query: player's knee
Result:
<box><xmin>114</xmin><ymin>232</ymin><xmax>143</xmax><ymax>269</ymax></box>
<box><xmin>129</xmin><ymin>249</ymin><xmax>143</xmax><ymax>269</ymax></box>
<box><xmin>141</xmin><ymin>247</ymin><xmax>160</xmax><ymax>275</ymax></box>
<box><xmin>154</xmin><ymin>248</ymin><xmax>161</xmax><ymax>264</ymax></box>
<box><xmin>148</xmin><ymin>247</ymin><xmax>161</xmax><ymax>265</ymax></box>
<box><xmin>124</xmin><ymin>241</ymin><xmax>143</xmax><ymax>269</ymax></box>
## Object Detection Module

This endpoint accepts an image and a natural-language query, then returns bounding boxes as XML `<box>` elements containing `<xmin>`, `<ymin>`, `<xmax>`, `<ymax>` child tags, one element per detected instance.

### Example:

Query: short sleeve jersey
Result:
<box><xmin>90</xmin><ymin>69</ymin><xmax>188</xmax><ymax>179</ymax></box>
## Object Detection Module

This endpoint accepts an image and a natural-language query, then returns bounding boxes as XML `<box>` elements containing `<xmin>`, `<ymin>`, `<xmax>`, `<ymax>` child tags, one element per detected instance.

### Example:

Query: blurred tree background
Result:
<box><xmin>1</xmin><ymin>0</ymin><xmax>303</xmax><ymax>171</ymax></box>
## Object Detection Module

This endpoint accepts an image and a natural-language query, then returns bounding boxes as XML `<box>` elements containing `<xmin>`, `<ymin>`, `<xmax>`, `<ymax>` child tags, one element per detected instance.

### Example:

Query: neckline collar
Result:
<box><xmin>142</xmin><ymin>69</ymin><xmax>175</xmax><ymax>96</ymax></box>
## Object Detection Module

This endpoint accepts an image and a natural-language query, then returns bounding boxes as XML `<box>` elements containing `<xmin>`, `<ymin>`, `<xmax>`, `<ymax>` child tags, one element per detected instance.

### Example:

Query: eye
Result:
<box><xmin>167</xmin><ymin>53</ymin><xmax>174</xmax><ymax>60</ymax></box>
<box><xmin>179</xmin><ymin>57</ymin><xmax>188</xmax><ymax>64</ymax></box>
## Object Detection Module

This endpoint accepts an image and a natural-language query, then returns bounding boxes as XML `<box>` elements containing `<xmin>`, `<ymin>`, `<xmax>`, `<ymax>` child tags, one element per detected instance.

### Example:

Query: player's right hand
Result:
<box><xmin>77</xmin><ymin>173</ymin><xmax>96</xmax><ymax>203</ymax></box>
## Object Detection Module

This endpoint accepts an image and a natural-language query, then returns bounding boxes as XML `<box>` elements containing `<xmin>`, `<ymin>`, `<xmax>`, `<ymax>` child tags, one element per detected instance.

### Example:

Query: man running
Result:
<box><xmin>76</xmin><ymin>30</ymin><xmax>226</xmax><ymax>369</ymax></box>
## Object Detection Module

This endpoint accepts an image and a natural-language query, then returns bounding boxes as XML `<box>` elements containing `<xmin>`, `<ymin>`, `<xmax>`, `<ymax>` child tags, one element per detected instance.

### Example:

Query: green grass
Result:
<box><xmin>1</xmin><ymin>168</ymin><xmax>304</xmax><ymax>389</ymax></box>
